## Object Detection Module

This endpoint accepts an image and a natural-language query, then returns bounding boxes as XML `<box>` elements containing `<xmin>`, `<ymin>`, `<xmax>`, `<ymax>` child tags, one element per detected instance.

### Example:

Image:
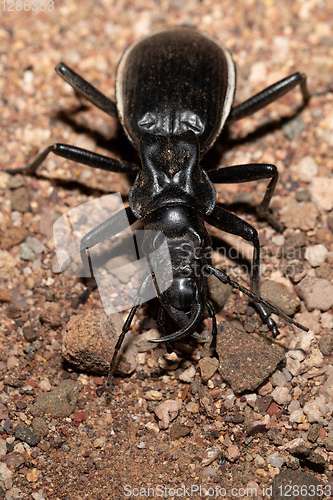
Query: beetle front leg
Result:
<box><xmin>5</xmin><ymin>143</ymin><xmax>139</xmax><ymax>176</ymax></box>
<box><xmin>79</xmin><ymin>206</ymin><xmax>137</xmax><ymax>276</ymax></box>
<box><xmin>55</xmin><ymin>62</ymin><xmax>118</xmax><ymax>117</ymax></box>
<box><xmin>74</xmin><ymin>206</ymin><xmax>136</xmax><ymax>303</ymax></box>
<box><xmin>228</xmin><ymin>72</ymin><xmax>310</xmax><ymax>122</ymax></box>
<box><xmin>208</xmin><ymin>163</ymin><xmax>282</xmax><ymax>232</ymax></box>
<box><xmin>206</xmin><ymin>205</ymin><xmax>279</xmax><ymax>336</ymax></box>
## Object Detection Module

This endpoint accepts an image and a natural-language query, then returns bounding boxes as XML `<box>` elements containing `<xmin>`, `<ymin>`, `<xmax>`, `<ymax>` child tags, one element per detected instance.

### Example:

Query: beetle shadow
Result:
<box><xmin>202</xmin><ymin>101</ymin><xmax>308</xmax><ymax>173</ymax></box>
<box><xmin>26</xmin><ymin>104</ymin><xmax>140</xmax><ymax>198</ymax></box>
<box><xmin>55</xmin><ymin>106</ymin><xmax>140</xmax><ymax>165</ymax></box>
<box><xmin>209</xmin><ymin>234</ymin><xmax>252</xmax><ymax>277</ymax></box>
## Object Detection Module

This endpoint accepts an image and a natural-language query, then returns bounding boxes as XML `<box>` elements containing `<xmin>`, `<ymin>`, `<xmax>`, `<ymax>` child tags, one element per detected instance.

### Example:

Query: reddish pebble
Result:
<box><xmin>266</xmin><ymin>401</ymin><xmax>279</xmax><ymax>416</ymax></box>
<box><xmin>72</xmin><ymin>411</ymin><xmax>88</xmax><ymax>423</ymax></box>
<box><xmin>93</xmin><ymin>377</ymin><xmax>104</xmax><ymax>386</ymax></box>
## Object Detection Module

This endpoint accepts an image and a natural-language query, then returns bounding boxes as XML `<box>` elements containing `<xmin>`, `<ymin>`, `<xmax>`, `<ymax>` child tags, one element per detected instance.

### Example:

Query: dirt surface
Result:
<box><xmin>1</xmin><ymin>1</ymin><xmax>333</xmax><ymax>499</ymax></box>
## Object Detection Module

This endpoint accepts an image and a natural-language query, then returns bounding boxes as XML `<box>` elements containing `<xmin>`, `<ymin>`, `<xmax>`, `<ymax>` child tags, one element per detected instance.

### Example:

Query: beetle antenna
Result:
<box><xmin>205</xmin><ymin>265</ymin><xmax>308</xmax><ymax>333</ymax></box>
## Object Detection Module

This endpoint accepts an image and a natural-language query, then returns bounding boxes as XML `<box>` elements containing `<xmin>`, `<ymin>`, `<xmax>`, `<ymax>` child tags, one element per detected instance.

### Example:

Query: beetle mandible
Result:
<box><xmin>8</xmin><ymin>27</ymin><xmax>309</xmax><ymax>387</ymax></box>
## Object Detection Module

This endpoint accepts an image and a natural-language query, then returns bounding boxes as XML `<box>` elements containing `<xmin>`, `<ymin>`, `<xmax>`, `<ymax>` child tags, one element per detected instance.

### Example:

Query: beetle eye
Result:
<box><xmin>138</xmin><ymin>112</ymin><xmax>157</xmax><ymax>131</ymax></box>
<box><xmin>180</xmin><ymin>111</ymin><xmax>204</xmax><ymax>134</ymax></box>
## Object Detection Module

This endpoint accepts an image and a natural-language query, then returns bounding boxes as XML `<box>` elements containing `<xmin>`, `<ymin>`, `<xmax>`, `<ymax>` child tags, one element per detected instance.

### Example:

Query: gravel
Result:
<box><xmin>1</xmin><ymin>1</ymin><xmax>333</xmax><ymax>497</ymax></box>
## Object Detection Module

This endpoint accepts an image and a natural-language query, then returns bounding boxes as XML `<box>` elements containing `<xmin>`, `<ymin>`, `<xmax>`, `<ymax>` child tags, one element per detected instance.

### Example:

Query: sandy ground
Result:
<box><xmin>1</xmin><ymin>0</ymin><xmax>333</xmax><ymax>499</ymax></box>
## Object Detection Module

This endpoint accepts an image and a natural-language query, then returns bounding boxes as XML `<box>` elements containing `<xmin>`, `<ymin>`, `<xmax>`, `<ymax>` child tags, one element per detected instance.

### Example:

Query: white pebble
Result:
<box><xmin>39</xmin><ymin>378</ymin><xmax>51</xmax><ymax>392</ymax></box>
<box><xmin>154</xmin><ymin>399</ymin><xmax>181</xmax><ymax>429</ymax></box>
<box><xmin>271</xmin><ymin>386</ymin><xmax>291</xmax><ymax>405</ymax></box>
<box><xmin>254</xmin><ymin>454</ymin><xmax>265</xmax><ymax>465</ymax></box>
<box><xmin>267</xmin><ymin>454</ymin><xmax>285</xmax><ymax>468</ymax></box>
<box><xmin>144</xmin><ymin>390</ymin><xmax>162</xmax><ymax>401</ymax></box>
<box><xmin>303</xmin><ymin>396</ymin><xmax>326</xmax><ymax>422</ymax></box>
<box><xmin>289</xmin><ymin>409</ymin><xmax>305</xmax><ymax>423</ymax></box>
<box><xmin>297</xmin><ymin>156</ymin><xmax>318</xmax><ymax>183</ymax></box>
<box><xmin>0</xmin><ymin>463</ymin><xmax>12</xmax><ymax>482</ymax></box>
<box><xmin>321</xmin><ymin>312</ymin><xmax>333</xmax><ymax>330</ymax></box>
<box><xmin>288</xmin><ymin>400</ymin><xmax>300</xmax><ymax>412</ymax></box>
<box><xmin>310</xmin><ymin>177</ymin><xmax>333</xmax><ymax>211</ymax></box>
<box><xmin>32</xmin><ymin>493</ymin><xmax>46</xmax><ymax>500</ymax></box>
<box><xmin>270</xmin><ymin>370</ymin><xmax>288</xmax><ymax>387</ymax></box>
<box><xmin>201</xmin><ymin>446</ymin><xmax>220</xmax><ymax>466</ymax></box>
<box><xmin>0</xmin><ymin>439</ymin><xmax>7</xmax><ymax>457</ymax></box>
<box><xmin>305</xmin><ymin>244</ymin><xmax>328</xmax><ymax>267</ymax></box>
<box><xmin>179</xmin><ymin>365</ymin><xmax>196</xmax><ymax>383</ymax></box>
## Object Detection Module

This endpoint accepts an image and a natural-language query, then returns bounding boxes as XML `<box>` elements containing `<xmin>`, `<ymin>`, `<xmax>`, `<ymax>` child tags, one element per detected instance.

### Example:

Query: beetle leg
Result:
<box><xmin>107</xmin><ymin>304</ymin><xmax>139</xmax><ymax>389</ymax></box>
<box><xmin>55</xmin><ymin>62</ymin><xmax>118</xmax><ymax>117</ymax></box>
<box><xmin>79</xmin><ymin>206</ymin><xmax>137</xmax><ymax>276</ymax></box>
<box><xmin>205</xmin><ymin>266</ymin><xmax>308</xmax><ymax>335</ymax></box>
<box><xmin>228</xmin><ymin>72</ymin><xmax>310</xmax><ymax>123</ymax></box>
<box><xmin>207</xmin><ymin>163</ymin><xmax>282</xmax><ymax>232</ymax></box>
<box><xmin>107</xmin><ymin>273</ymin><xmax>152</xmax><ymax>389</ymax></box>
<box><xmin>5</xmin><ymin>143</ymin><xmax>139</xmax><ymax>176</ymax></box>
<box><xmin>205</xmin><ymin>205</ymin><xmax>279</xmax><ymax>336</ymax></box>
<box><xmin>158</xmin><ymin>306</ymin><xmax>174</xmax><ymax>353</ymax></box>
<box><xmin>205</xmin><ymin>300</ymin><xmax>217</xmax><ymax>352</ymax></box>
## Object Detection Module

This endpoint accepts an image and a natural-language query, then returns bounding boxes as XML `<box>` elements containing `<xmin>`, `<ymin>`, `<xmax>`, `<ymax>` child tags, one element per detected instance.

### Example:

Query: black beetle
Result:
<box><xmin>7</xmin><ymin>26</ymin><xmax>309</xmax><ymax>386</ymax></box>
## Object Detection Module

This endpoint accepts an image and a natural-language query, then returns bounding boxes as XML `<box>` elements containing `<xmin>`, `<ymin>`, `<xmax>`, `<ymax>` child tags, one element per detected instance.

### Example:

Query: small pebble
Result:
<box><xmin>226</xmin><ymin>444</ymin><xmax>240</xmax><ymax>462</ymax></box>
<box><xmin>144</xmin><ymin>390</ymin><xmax>162</xmax><ymax>401</ymax></box>
<box><xmin>154</xmin><ymin>400</ymin><xmax>181</xmax><ymax>429</ymax></box>
<box><xmin>202</xmin><ymin>467</ymin><xmax>217</xmax><ymax>476</ymax></box>
<box><xmin>32</xmin><ymin>493</ymin><xmax>46</xmax><ymax>500</ymax></box>
<box><xmin>271</xmin><ymin>386</ymin><xmax>291</xmax><ymax>405</ymax></box>
<box><xmin>305</xmin><ymin>244</ymin><xmax>328</xmax><ymax>267</ymax></box>
<box><xmin>303</xmin><ymin>396</ymin><xmax>326</xmax><ymax>423</ymax></box>
<box><xmin>0</xmin><ymin>440</ymin><xmax>7</xmax><ymax>457</ymax></box>
<box><xmin>198</xmin><ymin>357</ymin><xmax>219</xmax><ymax>382</ymax></box>
<box><xmin>295</xmin><ymin>276</ymin><xmax>333</xmax><ymax>312</ymax></box>
<box><xmin>25</xmin><ymin>236</ymin><xmax>46</xmax><ymax>254</ymax></box>
<box><xmin>26</xmin><ymin>468</ymin><xmax>38</xmax><ymax>482</ymax></box>
<box><xmin>267</xmin><ymin>454</ymin><xmax>284</xmax><ymax>468</ymax></box>
<box><xmin>0</xmin><ymin>171</ymin><xmax>10</xmax><ymax>189</ymax></box>
<box><xmin>307</xmin><ymin>423</ymin><xmax>321</xmax><ymax>443</ymax></box>
<box><xmin>310</xmin><ymin>177</ymin><xmax>333</xmax><ymax>211</ymax></box>
<box><xmin>10</xmin><ymin>186</ymin><xmax>30</xmax><ymax>212</ymax></box>
<box><xmin>0</xmin><ymin>463</ymin><xmax>12</xmax><ymax>482</ymax></box>
<box><xmin>319</xmin><ymin>332</ymin><xmax>333</xmax><ymax>356</ymax></box>
<box><xmin>93</xmin><ymin>437</ymin><xmax>106</xmax><ymax>448</ymax></box>
<box><xmin>289</xmin><ymin>409</ymin><xmax>305</xmax><ymax>423</ymax></box>
<box><xmin>14</xmin><ymin>424</ymin><xmax>40</xmax><ymax>447</ymax></box>
<box><xmin>321</xmin><ymin>312</ymin><xmax>333</xmax><ymax>330</ymax></box>
<box><xmin>270</xmin><ymin>370</ymin><xmax>288</xmax><ymax>387</ymax></box>
<box><xmin>20</xmin><ymin>243</ymin><xmax>35</xmax><ymax>261</ymax></box>
<box><xmin>296</xmin><ymin>156</ymin><xmax>318</xmax><ymax>183</ymax></box>
<box><xmin>179</xmin><ymin>365</ymin><xmax>196</xmax><ymax>383</ymax></box>
<box><xmin>39</xmin><ymin>378</ymin><xmax>51</xmax><ymax>392</ymax></box>
<box><xmin>201</xmin><ymin>446</ymin><xmax>220</xmax><ymax>466</ymax></box>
